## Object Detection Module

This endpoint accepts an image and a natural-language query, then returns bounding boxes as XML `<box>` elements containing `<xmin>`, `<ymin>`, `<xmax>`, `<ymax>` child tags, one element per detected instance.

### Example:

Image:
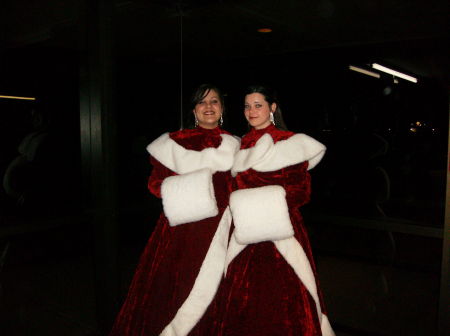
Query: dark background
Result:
<box><xmin>0</xmin><ymin>1</ymin><xmax>448</xmax><ymax>335</ymax></box>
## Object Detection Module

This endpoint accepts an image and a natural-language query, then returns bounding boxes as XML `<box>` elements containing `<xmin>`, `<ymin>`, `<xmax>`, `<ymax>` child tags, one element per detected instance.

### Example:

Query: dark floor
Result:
<box><xmin>0</xmin><ymin>214</ymin><xmax>442</xmax><ymax>336</ymax></box>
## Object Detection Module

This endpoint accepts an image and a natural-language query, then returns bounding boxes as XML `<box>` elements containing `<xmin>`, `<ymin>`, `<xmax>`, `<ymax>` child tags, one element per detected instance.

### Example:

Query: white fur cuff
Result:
<box><xmin>230</xmin><ymin>185</ymin><xmax>294</xmax><ymax>244</ymax></box>
<box><xmin>161</xmin><ymin>168</ymin><xmax>218</xmax><ymax>226</ymax></box>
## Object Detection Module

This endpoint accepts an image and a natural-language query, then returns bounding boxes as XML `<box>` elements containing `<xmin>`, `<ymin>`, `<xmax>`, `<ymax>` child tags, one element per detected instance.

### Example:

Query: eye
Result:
<box><xmin>255</xmin><ymin>104</ymin><xmax>262</xmax><ymax>108</ymax></box>
<box><xmin>244</xmin><ymin>104</ymin><xmax>250</xmax><ymax>110</ymax></box>
<box><xmin>211</xmin><ymin>99</ymin><xmax>219</xmax><ymax>104</ymax></box>
<box><xmin>198</xmin><ymin>101</ymin><xmax>205</xmax><ymax>105</ymax></box>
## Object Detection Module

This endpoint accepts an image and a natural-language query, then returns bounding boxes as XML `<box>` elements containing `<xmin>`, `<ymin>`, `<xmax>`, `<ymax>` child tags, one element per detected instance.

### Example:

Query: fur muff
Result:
<box><xmin>229</xmin><ymin>185</ymin><xmax>294</xmax><ymax>244</ymax></box>
<box><xmin>161</xmin><ymin>168</ymin><xmax>218</xmax><ymax>226</ymax></box>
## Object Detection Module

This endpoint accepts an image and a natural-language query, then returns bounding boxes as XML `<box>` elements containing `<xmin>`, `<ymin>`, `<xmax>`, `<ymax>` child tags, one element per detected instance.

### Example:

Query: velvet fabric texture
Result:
<box><xmin>214</xmin><ymin>124</ymin><xmax>327</xmax><ymax>336</ymax></box>
<box><xmin>109</xmin><ymin>127</ymin><xmax>233</xmax><ymax>336</ymax></box>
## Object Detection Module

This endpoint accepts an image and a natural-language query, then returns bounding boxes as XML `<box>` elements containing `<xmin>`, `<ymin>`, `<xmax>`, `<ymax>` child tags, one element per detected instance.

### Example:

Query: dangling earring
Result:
<box><xmin>194</xmin><ymin>114</ymin><xmax>199</xmax><ymax>127</ymax></box>
<box><xmin>270</xmin><ymin>111</ymin><xmax>276</xmax><ymax>125</ymax></box>
<box><xmin>219</xmin><ymin>114</ymin><xmax>223</xmax><ymax>127</ymax></box>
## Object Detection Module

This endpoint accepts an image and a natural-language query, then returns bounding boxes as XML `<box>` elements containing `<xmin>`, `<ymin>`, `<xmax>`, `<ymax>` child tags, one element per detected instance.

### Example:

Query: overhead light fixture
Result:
<box><xmin>348</xmin><ymin>65</ymin><xmax>380</xmax><ymax>78</ymax></box>
<box><xmin>372</xmin><ymin>63</ymin><xmax>418</xmax><ymax>83</ymax></box>
<box><xmin>257</xmin><ymin>28</ymin><xmax>272</xmax><ymax>33</ymax></box>
<box><xmin>0</xmin><ymin>95</ymin><xmax>36</xmax><ymax>101</ymax></box>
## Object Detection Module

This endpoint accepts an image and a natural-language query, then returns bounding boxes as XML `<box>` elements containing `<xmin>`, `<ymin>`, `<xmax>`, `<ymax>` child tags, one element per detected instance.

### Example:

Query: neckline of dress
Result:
<box><xmin>194</xmin><ymin>126</ymin><xmax>222</xmax><ymax>134</ymax></box>
<box><xmin>249</xmin><ymin>124</ymin><xmax>276</xmax><ymax>135</ymax></box>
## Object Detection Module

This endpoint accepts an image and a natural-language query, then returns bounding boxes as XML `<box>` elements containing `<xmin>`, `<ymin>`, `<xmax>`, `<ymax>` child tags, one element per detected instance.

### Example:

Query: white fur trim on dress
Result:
<box><xmin>232</xmin><ymin>133</ymin><xmax>326</xmax><ymax>176</ymax></box>
<box><xmin>160</xmin><ymin>207</ymin><xmax>232</xmax><ymax>336</ymax></box>
<box><xmin>224</xmin><ymin>233</ymin><xmax>335</xmax><ymax>336</ymax></box>
<box><xmin>274</xmin><ymin>237</ymin><xmax>335</xmax><ymax>336</ymax></box>
<box><xmin>147</xmin><ymin>133</ymin><xmax>240</xmax><ymax>175</ymax></box>
<box><xmin>161</xmin><ymin>168</ymin><xmax>218</xmax><ymax>226</ymax></box>
<box><xmin>224</xmin><ymin>234</ymin><xmax>335</xmax><ymax>336</ymax></box>
<box><xmin>229</xmin><ymin>185</ymin><xmax>294</xmax><ymax>244</ymax></box>
<box><xmin>224</xmin><ymin>232</ymin><xmax>247</xmax><ymax>277</ymax></box>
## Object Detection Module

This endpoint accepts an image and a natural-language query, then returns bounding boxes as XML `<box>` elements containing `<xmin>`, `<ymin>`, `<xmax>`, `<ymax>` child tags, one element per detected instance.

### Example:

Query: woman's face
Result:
<box><xmin>193</xmin><ymin>89</ymin><xmax>223</xmax><ymax>129</ymax></box>
<box><xmin>244</xmin><ymin>93</ymin><xmax>276</xmax><ymax>129</ymax></box>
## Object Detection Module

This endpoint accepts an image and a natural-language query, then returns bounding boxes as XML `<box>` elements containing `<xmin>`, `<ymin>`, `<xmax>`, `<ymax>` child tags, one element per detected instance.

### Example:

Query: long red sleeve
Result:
<box><xmin>282</xmin><ymin>161</ymin><xmax>311</xmax><ymax>208</ymax></box>
<box><xmin>147</xmin><ymin>156</ymin><xmax>176</xmax><ymax>198</ymax></box>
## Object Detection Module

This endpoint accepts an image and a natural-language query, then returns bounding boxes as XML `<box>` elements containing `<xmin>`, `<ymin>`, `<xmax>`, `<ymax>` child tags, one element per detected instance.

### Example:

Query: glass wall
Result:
<box><xmin>0</xmin><ymin>1</ymin><xmax>448</xmax><ymax>335</ymax></box>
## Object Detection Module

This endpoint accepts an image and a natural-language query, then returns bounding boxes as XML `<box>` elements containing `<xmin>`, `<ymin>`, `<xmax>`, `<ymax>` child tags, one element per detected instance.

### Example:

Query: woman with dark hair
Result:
<box><xmin>110</xmin><ymin>84</ymin><xmax>239</xmax><ymax>336</ymax></box>
<box><xmin>217</xmin><ymin>85</ymin><xmax>334</xmax><ymax>335</ymax></box>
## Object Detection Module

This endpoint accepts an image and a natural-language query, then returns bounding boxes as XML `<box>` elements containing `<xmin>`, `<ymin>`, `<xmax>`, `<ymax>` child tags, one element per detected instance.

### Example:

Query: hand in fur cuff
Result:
<box><xmin>161</xmin><ymin>168</ymin><xmax>218</xmax><ymax>226</ymax></box>
<box><xmin>229</xmin><ymin>185</ymin><xmax>294</xmax><ymax>244</ymax></box>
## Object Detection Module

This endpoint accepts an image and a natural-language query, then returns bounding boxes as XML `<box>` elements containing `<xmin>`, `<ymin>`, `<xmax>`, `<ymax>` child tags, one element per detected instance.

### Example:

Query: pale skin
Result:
<box><xmin>193</xmin><ymin>89</ymin><xmax>223</xmax><ymax>129</ymax></box>
<box><xmin>244</xmin><ymin>93</ymin><xmax>277</xmax><ymax>129</ymax></box>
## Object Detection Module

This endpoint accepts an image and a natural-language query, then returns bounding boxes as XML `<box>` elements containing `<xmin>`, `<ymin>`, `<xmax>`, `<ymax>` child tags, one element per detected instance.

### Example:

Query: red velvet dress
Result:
<box><xmin>215</xmin><ymin>125</ymin><xmax>329</xmax><ymax>336</ymax></box>
<box><xmin>109</xmin><ymin>127</ymin><xmax>234</xmax><ymax>336</ymax></box>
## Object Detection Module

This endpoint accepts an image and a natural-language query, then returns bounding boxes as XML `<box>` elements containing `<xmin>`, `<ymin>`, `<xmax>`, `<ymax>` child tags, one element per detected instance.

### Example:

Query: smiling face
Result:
<box><xmin>244</xmin><ymin>92</ymin><xmax>276</xmax><ymax>129</ymax></box>
<box><xmin>193</xmin><ymin>89</ymin><xmax>223</xmax><ymax>129</ymax></box>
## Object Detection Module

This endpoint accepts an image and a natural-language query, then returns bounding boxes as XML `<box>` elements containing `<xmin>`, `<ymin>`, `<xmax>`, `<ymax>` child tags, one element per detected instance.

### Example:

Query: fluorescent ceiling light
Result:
<box><xmin>372</xmin><ymin>63</ymin><xmax>418</xmax><ymax>83</ymax></box>
<box><xmin>0</xmin><ymin>95</ymin><xmax>36</xmax><ymax>101</ymax></box>
<box><xmin>349</xmin><ymin>65</ymin><xmax>380</xmax><ymax>78</ymax></box>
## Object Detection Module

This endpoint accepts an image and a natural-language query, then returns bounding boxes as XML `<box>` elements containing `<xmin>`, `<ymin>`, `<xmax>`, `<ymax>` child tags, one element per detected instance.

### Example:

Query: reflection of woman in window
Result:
<box><xmin>109</xmin><ymin>84</ymin><xmax>239</xmax><ymax>336</ymax></box>
<box><xmin>2</xmin><ymin>108</ymin><xmax>51</xmax><ymax>212</ymax></box>
<box><xmin>217</xmin><ymin>85</ymin><xmax>334</xmax><ymax>336</ymax></box>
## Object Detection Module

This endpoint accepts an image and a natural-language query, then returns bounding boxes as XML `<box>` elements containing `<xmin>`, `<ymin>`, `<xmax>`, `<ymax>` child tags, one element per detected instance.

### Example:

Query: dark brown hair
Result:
<box><xmin>244</xmin><ymin>84</ymin><xmax>288</xmax><ymax>131</ymax></box>
<box><xmin>187</xmin><ymin>83</ymin><xmax>226</xmax><ymax>129</ymax></box>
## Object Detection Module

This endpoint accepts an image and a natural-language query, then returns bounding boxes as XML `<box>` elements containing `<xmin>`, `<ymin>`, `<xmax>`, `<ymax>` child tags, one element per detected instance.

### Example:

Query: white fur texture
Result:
<box><xmin>274</xmin><ymin>237</ymin><xmax>335</xmax><ymax>336</ymax></box>
<box><xmin>321</xmin><ymin>315</ymin><xmax>335</xmax><ymax>336</ymax></box>
<box><xmin>147</xmin><ymin>133</ymin><xmax>240</xmax><ymax>175</ymax></box>
<box><xmin>232</xmin><ymin>133</ymin><xmax>326</xmax><ymax>176</ymax></box>
<box><xmin>229</xmin><ymin>185</ymin><xmax>294</xmax><ymax>244</ymax></box>
<box><xmin>160</xmin><ymin>207</ymin><xmax>232</xmax><ymax>336</ymax></box>
<box><xmin>224</xmin><ymin>232</ymin><xmax>246</xmax><ymax>276</ymax></box>
<box><xmin>161</xmin><ymin>168</ymin><xmax>218</xmax><ymax>226</ymax></box>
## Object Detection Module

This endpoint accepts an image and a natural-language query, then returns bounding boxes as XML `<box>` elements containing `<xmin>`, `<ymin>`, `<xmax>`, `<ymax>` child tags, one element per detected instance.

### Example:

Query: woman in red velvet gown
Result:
<box><xmin>216</xmin><ymin>85</ymin><xmax>335</xmax><ymax>336</ymax></box>
<box><xmin>109</xmin><ymin>84</ymin><xmax>239</xmax><ymax>336</ymax></box>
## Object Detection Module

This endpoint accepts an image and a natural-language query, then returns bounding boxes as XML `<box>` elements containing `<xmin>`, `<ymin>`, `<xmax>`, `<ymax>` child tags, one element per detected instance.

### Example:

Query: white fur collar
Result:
<box><xmin>147</xmin><ymin>133</ymin><xmax>240</xmax><ymax>175</ymax></box>
<box><xmin>231</xmin><ymin>133</ymin><xmax>326</xmax><ymax>176</ymax></box>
